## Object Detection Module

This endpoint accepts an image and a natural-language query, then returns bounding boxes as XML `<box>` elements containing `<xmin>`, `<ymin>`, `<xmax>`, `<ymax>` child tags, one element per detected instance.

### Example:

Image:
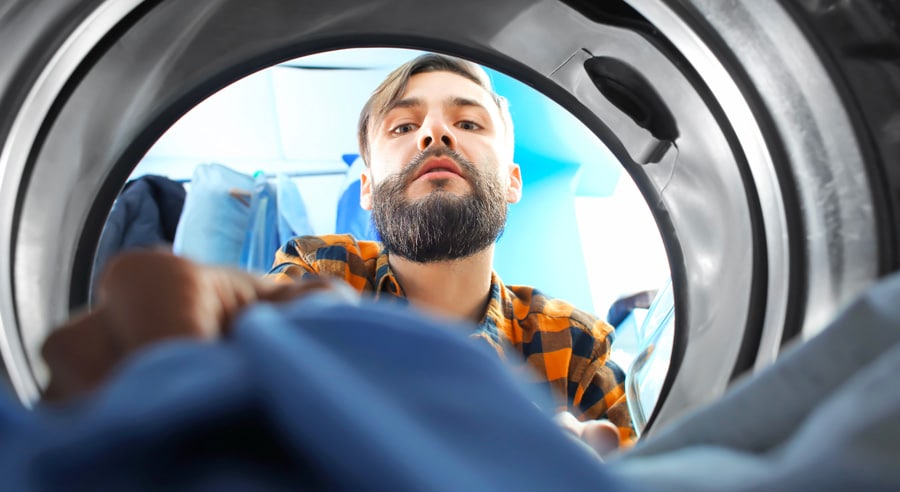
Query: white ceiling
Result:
<box><xmin>136</xmin><ymin>48</ymin><xmax>426</xmax><ymax>180</ymax></box>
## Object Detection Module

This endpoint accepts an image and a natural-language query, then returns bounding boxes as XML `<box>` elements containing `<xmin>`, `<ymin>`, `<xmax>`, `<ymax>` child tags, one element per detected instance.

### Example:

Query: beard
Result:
<box><xmin>371</xmin><ymin>147</ymin><xmax>508</xmax><ymax>263</ymax></box>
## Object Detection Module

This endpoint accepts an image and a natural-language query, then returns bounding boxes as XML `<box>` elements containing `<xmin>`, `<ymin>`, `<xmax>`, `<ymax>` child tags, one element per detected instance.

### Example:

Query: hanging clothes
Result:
<box><xmin>240</xmin><ymin>173</ymin><xmax>280</xmax><ymax>273</ymax></box>
<box><xmin>275</xmin><ymin>173</ymin><xmax>315</xmax><ymax>247</ymax></box>
<box><xmin>173</xmin><ymin>164</ymin><xmax>317</xmax><ymax>273</ymax></box>
<box><xmin>173</xmin><ymin>163</ymin><xmax>255</xmax><ymax>268</ymax></box>
<box><xmin>92</xmin><ymin>174</ymin><xmax>186</xmax><ymax>299</ymax></box>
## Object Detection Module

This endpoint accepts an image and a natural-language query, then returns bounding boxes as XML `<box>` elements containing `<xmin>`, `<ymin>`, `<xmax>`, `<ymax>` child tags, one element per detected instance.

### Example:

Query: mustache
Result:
<box><xmin>396</xmin><ymin>146</ymin><xmax>478</xmax><ymax>184</ymax></box>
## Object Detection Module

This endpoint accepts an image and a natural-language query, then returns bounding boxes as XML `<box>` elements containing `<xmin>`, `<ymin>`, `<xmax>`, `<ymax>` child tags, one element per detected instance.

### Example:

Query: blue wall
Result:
<box><xmin>489</xmin><ymin>69</ymin><xmax>621</xmax><ymax>312</ymax></box>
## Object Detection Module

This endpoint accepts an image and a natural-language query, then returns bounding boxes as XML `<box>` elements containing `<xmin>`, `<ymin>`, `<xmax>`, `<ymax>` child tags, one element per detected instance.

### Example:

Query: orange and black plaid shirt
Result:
<box><xmin>267</xmin><ymin>234</ymin><xmax>634</xmax><ymax>444</ymax></box>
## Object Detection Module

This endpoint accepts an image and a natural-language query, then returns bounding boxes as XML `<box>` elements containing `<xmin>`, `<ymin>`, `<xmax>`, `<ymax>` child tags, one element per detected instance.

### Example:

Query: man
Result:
<box><xmin>266</xmin><ymin>53</ymin><xmax>633</xmax><ymax>444</ymax></box>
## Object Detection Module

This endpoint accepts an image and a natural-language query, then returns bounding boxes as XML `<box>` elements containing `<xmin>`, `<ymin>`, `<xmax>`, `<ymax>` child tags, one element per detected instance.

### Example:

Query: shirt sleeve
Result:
<box><xmin>264</xmin><ymin>235</ymin><xmax>376</xmax><ymax>293</ymax></box>
<box><xmin>265</xmin><ymin>237</ymin><xmax>321</xmax><ymax>283</ymax></box>
<box><xmin>571</xmin><ymin>318</ymin><xmax>637</xmax><ymax>447</ymax></box>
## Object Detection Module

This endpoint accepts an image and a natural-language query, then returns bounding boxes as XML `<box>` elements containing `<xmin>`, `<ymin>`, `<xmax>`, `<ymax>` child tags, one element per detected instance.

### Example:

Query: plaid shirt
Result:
<box><xmin>267</xmin><ymin>234</ymin><xmax>634</xmax><ymax>444</ymax></box>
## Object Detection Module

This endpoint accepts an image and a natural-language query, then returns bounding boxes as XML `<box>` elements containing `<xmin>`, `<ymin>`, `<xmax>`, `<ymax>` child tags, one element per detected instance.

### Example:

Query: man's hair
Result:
<box><xmin>357</xmin><ymin>53</ymin><xmax>514</xmax><ymax>166</ymax></box>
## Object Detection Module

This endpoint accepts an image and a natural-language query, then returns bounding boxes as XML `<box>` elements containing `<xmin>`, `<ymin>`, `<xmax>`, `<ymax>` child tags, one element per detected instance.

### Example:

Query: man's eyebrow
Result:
<box><xmin>447</xmin><ymin>96</ymin><xmax>488</xmax><ymax>111</ymax></box>
<box><xmin>384</xmin><ymin>97</ymin><xmax>423</xmax><ymax>114</ymax></box>
<box><xmin>386</xmin><ymin>96</ymin><xmax>488</xmax><ymax>113</ymax></box>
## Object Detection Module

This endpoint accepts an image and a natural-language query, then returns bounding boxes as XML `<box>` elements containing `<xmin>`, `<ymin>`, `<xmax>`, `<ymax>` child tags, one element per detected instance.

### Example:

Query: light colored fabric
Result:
<box><xmin>611</xmin><ymin>271</ymin><xmax>900</xmax><ymax>492</ymax></box>
<box><xmin>174</xmin><ymin>165</ymin><xmax>314</xmax><ymax>273</ymax></box>
<box><xmin>275</xmin><ymin>173</ymin><xmax>314</xmax><ymax>246</ymax></box>
<box><xmin>173</xmin><ymin>163</ymin><xmax>254</xmax><ymax>267</ymax></box>
<box><xmin>240</xmin><ymin>174</ymin><xmax>279</xmax><ymax>273</ymax></box>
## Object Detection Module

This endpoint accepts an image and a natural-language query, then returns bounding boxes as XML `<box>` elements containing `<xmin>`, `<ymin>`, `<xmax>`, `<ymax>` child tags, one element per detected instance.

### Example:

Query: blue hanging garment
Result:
<box><xmin>275</xmin><ymin>173</ymin><xmax>315</xmax><ymax>246</ymax></box>
<box><xmin>240</xmin><ymin>172</ymin><xmax>280</xmax><ymax>273</ymax></box>
<box><xmin>173</xmin><ymin>163</ymin><xmax>255</xmax><ymax>267</ymax></box>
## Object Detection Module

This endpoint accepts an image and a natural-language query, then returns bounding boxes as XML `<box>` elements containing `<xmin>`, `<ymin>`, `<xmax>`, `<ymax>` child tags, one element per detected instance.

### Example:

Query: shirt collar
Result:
<box><xmin>471</xmin><ymin>271</ymin><xmax>514</xmax><ymax>358</ymax></box>
<box><xmin>482</xmin><ymin>271</ymin><xmax>511</xmax><ymax>325</ymax></box>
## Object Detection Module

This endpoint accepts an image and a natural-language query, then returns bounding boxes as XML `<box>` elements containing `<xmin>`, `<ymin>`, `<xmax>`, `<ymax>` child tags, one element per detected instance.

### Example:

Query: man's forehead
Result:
<box><xmin>387</xmin><ymin>95</ymin><xmax>487</xmax><ymax>114</ymax></box>
<box><xmin>397</xmin><ymin>71</ymin><xmax>495</xmax><ymax>107</ymax></box>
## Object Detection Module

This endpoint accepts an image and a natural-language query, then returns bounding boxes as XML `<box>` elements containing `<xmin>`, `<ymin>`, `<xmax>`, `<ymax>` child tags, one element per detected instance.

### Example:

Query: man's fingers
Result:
<box><xmin>579</xmin><ymin>420</ymin><xmax>621</xmax><ymax>458</ymax></box>
<box><xmin>41</xmin><ymin>307</ymin><xmax>120</xmax><ymax>402</ymax></box>
<box><xmin>554</xmin><ymin>411</ymin><xmax>583</xmax><ymax>437</ymax></box>
<box><xmin>102</xmin><ymin>251</ymin><xmax>219</xmax><ymax>345</ymax></box>
<box><xmin>553</xmin><ymin>412</ymin><xmax>622</xmax><ymax>458</ymax></box>
<box><xmin>253</xmin><ymin>275</ymin><xmax>360</xmax><ymax>304</ymax></box>
<box><xmin>205</xmin><ymin>268</ymin><xmax>360</xmax><ymax>334</ymax></box>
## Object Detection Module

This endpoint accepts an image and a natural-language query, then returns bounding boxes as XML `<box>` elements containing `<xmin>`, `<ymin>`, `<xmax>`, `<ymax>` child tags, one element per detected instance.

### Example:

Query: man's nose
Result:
<box><xmin>418</xmin><ymin>119</ymin><xmax>457</xmax><ymax>151</ymax></box>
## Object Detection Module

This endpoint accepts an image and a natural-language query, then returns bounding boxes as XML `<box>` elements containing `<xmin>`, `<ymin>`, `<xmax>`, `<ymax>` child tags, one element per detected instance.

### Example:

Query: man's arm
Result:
<box><xmin>266</xmin><ymin>236</ymin><xmax>322</xmax><ymax>283</ymax></box>
<box><xmin>555</xmin><ymin>410</ymin><xmax>622</xmax><ymax>459</ymax></box>
<box><xmin>265</xmin><ymin>234</ymin><xmax>377</xmax><ymax>293</ymax></box>
<box><xmin>576</xmin><ymin>357</ymin><xmax>636</xmax><ymax>446</ymax></box>
<box><xmin>569</xmin><ymin>318</ymin><xmax>637</xmax><ymax>447</ymax></box>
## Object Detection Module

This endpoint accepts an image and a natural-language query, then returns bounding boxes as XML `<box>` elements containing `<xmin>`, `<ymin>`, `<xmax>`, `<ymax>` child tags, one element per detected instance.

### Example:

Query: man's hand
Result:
<box><xmin>41</xmin><ymin>251</ymin><xmax>345</xmax><ymax>403</ymax></box>
<box><xmin>554</xmin><ymin>411</ymin><xmax>622</xmax><ymax>459</ymax></box>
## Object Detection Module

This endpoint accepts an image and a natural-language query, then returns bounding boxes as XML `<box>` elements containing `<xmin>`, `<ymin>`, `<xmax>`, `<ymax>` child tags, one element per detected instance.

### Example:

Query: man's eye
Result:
<box><xmin>391</xmin><ymin>123</ymin><xmax>417</xmax><ymax>134</ymax></box>
<box><xmin>457</xmin><ymin>121</ymin><xmax>482</xmax><ymax>131</ymax></box>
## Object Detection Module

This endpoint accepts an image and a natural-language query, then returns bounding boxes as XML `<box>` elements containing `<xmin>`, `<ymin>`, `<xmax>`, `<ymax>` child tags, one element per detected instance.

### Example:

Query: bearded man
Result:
<box><xmin>267</xmin><ymin>53</ymin><xmax>634</xmax><ymax>447</ymax></box>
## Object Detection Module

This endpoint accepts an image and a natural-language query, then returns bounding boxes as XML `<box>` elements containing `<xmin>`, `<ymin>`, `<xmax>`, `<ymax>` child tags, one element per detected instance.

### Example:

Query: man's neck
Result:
<box><xmin>388</xmin><ymin>247</ymin><xmax>495</xmax><ymax>323</ymax></box>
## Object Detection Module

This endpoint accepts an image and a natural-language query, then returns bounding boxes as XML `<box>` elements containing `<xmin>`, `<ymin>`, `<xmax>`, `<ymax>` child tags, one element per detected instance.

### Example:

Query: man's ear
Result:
<box><xmin>360</xmin><ymin>168</ymin><xmax>374</xmax><ymax>210</ymax></box>
<box><xmin>506</xmin><ymin>163</ymin><xmax>523</xmax><ymax>204</ymax></box>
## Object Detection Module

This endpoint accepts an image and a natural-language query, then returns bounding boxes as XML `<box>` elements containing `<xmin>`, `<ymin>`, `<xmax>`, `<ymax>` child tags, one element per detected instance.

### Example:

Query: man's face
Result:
<box><xmin>360</xmin><ymin>71</ymin><xmax>522</xmax><ymax>263</ymax></box>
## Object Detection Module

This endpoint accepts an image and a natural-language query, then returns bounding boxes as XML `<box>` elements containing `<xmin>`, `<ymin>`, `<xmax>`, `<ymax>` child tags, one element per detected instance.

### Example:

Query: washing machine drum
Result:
<box><xmin>0</xmin><ymin>0</ymin><xmax>897</xmax><ymax>436</ymax></box>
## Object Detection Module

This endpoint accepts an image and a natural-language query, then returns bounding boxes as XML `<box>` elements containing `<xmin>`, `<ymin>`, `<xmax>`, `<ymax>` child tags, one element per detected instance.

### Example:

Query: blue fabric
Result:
<box><xmin>92</xmin><ymin>175</ymin><xmax>186</xmax><ymax>295</ymax></box>
<box><xmin>240</xmin><ymin>175</ymin><xmax>280</xmax><ymax>273</ymax></box>
<box><xmin>275</xmin><ymin>173</ymin><xmax>314</xmax><ymax>246</ymax></box>
<box><xmin>606</xmin><ymin>290</ymin><xmax>655</xmax><ymax>329</ymax></box>
<box><xmin>173</xmin><ymin>163</ymin><xmax>255</xmax><ymax>267</ymax></box>
<box><xmin>2</xmin><ymin>295</ymin><xmax>639</xmax><ymax>492</ymax></box>
<box><xmin>5</xmin><ymin>276</ymin><xmax>900</xmax><ymax>490</ymax></box>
